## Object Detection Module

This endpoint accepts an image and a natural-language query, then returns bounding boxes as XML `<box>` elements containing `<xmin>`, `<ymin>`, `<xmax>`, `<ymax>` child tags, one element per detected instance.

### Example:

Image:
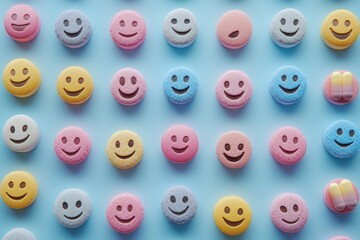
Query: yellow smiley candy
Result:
<box><xmin>106</xmin><ymin>130</ymin><xmax>143</xmax><ymax>169</ymax></box>
<box><xmin>321</xmin><ymin>9</ymin><xmax>360</xmax><ymax>50</ymax></box>
<box><xmin>0</xmin><ymin>171</ymin><xmax>38</xmax><ymax>209</ymax></box>
<box><xmin>57</xmin><ymin>66</ymin><xmax>93</xmax><ymax>104</ymax></box>
<box><xmin>2</xmin><ymin>58</ymin><xmax>41</xmax><ymax>98</ymax></box>
<box><xmin>214</xmin><ymin>196</ymin><xmax>252</xmax><ymax>236</ymax></box>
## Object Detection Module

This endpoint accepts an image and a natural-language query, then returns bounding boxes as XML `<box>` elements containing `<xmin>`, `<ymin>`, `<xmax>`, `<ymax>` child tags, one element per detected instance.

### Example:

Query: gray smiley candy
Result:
<box><xmin>54</xmin><ymin>188</ymin><xmax>92</xmax><ymax>228</ymax></box>
<box><xmin>270</xmin><ymin>8</ymin><xmax>307</xmax><ymax>48</ymax></box>
<box><xmin>163</xmin><ymin>8</ymin><xmax>198</xmax><ymax>48</ymax></box>
<box><xmin>161</xmin><ymin>185</ymin><xmax>197</xmax><ymax>224</ymax></box>
<box><xmin>55</xmin><ymin>10</ymin><xmax>92</xmax><ymax>48</ymax></box>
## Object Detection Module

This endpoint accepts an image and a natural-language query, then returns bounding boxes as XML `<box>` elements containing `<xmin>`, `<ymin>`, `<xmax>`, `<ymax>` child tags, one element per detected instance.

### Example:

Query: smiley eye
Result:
<box><xmin>293</xmin><ymin>204</ymin><xmax>299</xmax><ymax>212</ymax></box>
<box><xmin>128</xmin><ymin>139</ymin><xmax>134</xmax><ymax>147</ymax></box>
<box><xmin>171</xmin><ymin>135</ymin><xmax>177</xmax><ymax>142</ymax></box>
<box><xmin>183</xmin><ymin>76</ymin><xmax>189</xmax><ymax>83</ymax></box>
<box><xmin>62</xmin><ymin>137</ymin><xmax>67</xmax><ymax>144</ymax></box>
<box><xmin>119</xmin><ymin>77</ymin><xmax>125</xmax><ymax>86</ymax></box>
<box><xmin>281</xmin><ymin>75</ymin><xmax>287</xmax><ymax>81</ymax></box>
<box><xmin>76</xmin><ymin>18</ymin><xmax>82</xmax><ymax>25</ymax></box>
<box><xmin>171</xmin><ymin>18</ymin><xmax>177</xmax><ymax>24</ymax></box>
<box><xmin>128</xmin><ymin>204</ymin><xmax>133</xmax><ymax>212</ymax></box>
<box><xmin>225</xmin><ymin>143</ymin><xmax>231</xmax><ymax>151</ymax></box>
<box><xmin>172</xmin><ymin>75</ymin><xmax>177</xmax><ymax>82</ymax></box>
<box><xmin>282</xmin><ymin>135</ymin><xmax>287</xmax><ymax>142</ymax></box>
<box><xmin>183</xmin><ymin>196</ymin><xmax>188</xmax><ymax>203</ymax></box>
<box><xmin>10</xmin><ymin>69</ymin><xmax>16</xmax><ymax>76</ymax></box>
<box><xmin>131</xmin><ymin>76</ymin><xmax>137</xmax><ymax>85</ymax></box>
<box><xmin>293</xmin><ymin>75</ymin><xmax>298</xmax><ymax>82</ymax></box>
<box><xmin>237</xmin><ymin>208</ymin><xmax>243</xmax><ymax>215</ymax></box>
<box><xmin>117</xmin><ymin>205</ymin><xmax>122</xmax><ymax>211</ymax></box>
<box><xmin>170</xmin><ymin>195</ymin><xmax>176</xmax><ymax>203</ymax></box>
<box><xmin>12</xmin><ymin>14</ymin><xmax>17</xmax><ymax>20</ymax></box>
<box><xmin>345</xmin><ymin>20</ymin><xmax>351</xmax><ymax>27</ymax></box>
<box><xmin>132</xmin><ymin>21</ymin><xmax>138</xmax><ymax>27</ymax></box>
<box><xmin>349</xmin><ymin>130</ymin><xmax>355</xmax><ymax>137</ymax></box>
<box><xmin>238</xmin><ymin>81</ymin><xmax>244</xmax><ymax>88</ymax></box>
<box><xmin>224</xmin><ymin>206</ymin><xmax>230</xmax><ymax>214</ymax></box>
<box><xmin>76</xmin><ymin>201</ymin><xmax>82</xmax><ymax>208</ymax></box>
<box><xmin>337</xmin><ymin>128</ymin><xmax>343</xmax><ymax>135</ymax></box>
<box><xmin>74</xmin><ymin>137</ymin><xmax>80</xmax><ymax>145</ymax></box>
<box><xmin>10</xmin><ymin>126</ymin><xmax>15</xmax><ymax>134</ymax></box>
<box><xmin>280</xmin><ymin>205</ymin><xmax>287</xmax><ymax>213</ymax></box>
<box><xmin>22</xmin><ymin>125</ymin><xmax>28</xmax><ymax>132</ymax></box>
<box><xmin>333</xmin><ymin>19</ymin><xmax>338</xmax><ymax>26</ymax></box>
<box><xmin>115</xmin><ymin>141</ymin><xmax>120</xmax><ymax>148</ymax></box>
<box><xmin>238</xmin><ymin>144</ymin><xmax>244</xmax><ymax>150</ymax></box>
<box><xmin>224</xmin><ymin>81</ymin><xmax>230</xmax><ymax>88</ymax></box>
<box><xmin>20</xmin><ymin>182</ymin><xmax>26</xmax><ymax>188</ymax></box>
<box><xmin>23</xmin><ymin>68</ymin><xmax>28</xmax><ymax>75</ymax></box>
<box><xmin>293</xmin><ymin>137</ymin><xmax>298</xmax><ymax>144</ymax></box>
<box><xmin>280</xmin><ymin>18</ymin><xmax>286</xmax><ymax>25</ymax></box>
<box><xmin>63</xmin><ymin>202</ymin><xmax>68</xmax><ymax>209</ymax></box>
<box><xmin>184</xmin><ymin>19</ymin><xmax>190</xmax><ymax>24</ymax></box>
<box><xmin>183</xmin><ymin>136</ymin><xmax>189</xmax><ymax>143</ymax></box>
<box><xmin>64</xmin><ymin>20</ymin><xmax>69</xmax><ymax>27</ymax></box>
<box><xmin>66</xmin><ymin>77</ymin><xmax>71</xmax><ymax>83</ymax></box>
<box><xmin>120</xmin><ymin>20</ymin><xmax>125</xmax><ymax>27</ymax></box>
<box><xmin>78</xmin><ymin>77</ymin><xmax>84</xmax><ymax>84</ymax></box>
<box><xmin>8</xmin><ymin>181</ymin><xmax>14</xmax><ymax>188</ymax></box>
<box><xmin>293</xmin><ymin>19</ymin><xmax>299</xmax><ymax>26</ymax></box>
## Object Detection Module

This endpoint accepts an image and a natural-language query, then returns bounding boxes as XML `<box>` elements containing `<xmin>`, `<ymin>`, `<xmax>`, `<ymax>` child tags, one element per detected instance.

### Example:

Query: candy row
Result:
<box><xmin>0</xmin><ymin>171</ymin><xmax>358</xmax><ymax>237</ymax></box>
<box><xmin>3</xmin><ymin>59</ymin><xmax>359</xmax><ymax>107</ymax></box>
<box><xmin>4</xmin><ymin>5</ymin><xmax>360</xmax><ymax>50</ymax></box>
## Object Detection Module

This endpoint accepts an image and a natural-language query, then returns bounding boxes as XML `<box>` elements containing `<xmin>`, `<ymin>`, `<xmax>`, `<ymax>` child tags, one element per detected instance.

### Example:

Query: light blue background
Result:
<box><xmin>0</xmin><ymin>0</ymin><xmax>359</xmax><ymax>239</ymax></box>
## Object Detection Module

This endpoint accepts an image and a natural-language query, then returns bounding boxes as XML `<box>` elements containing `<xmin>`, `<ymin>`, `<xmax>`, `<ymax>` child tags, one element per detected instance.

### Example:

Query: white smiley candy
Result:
<box><xmin>163</xmin><ymin>8</ymin><xmax>198</xmax><ymax>48</ymax></box>
<box><xmin>3</xmin><ymin>114</ymin><xmax>40</xmax><ymax>152</ymax></box>
<box><xmin>2</xmin><ymin>228</ymin><xmax>36</xmax><ymax>240</ymax></box>
<box><xmin>54</xmin><ymin>188</ymin><xmax>92</xmax><ymax>228</ymax></box>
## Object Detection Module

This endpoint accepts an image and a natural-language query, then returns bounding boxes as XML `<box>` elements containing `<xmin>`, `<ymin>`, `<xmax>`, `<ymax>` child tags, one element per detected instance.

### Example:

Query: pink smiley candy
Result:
<box><xmin>269</xmin><ymin>127</ymin><xmax>306</xmax><ymax>165</ymax></box>
<box><xmin>330</xmin><ymin>237</ymin><xmax>351</xmax><ymax>240</ymax></box>
<box><xmin>270</xmin><ymin>193</ymin><xmax>309</xmax><ymax>233</ymax></box>
<box><xmin>106</xmin><ymin>193</ymin><xmax>144</xmax><ymax>234</ymax></box>
<box><xmin>110</xmin><ymin>10</ymin><xmax>146</xmax><ymax>50</ymax></box>
<box><xmin>216</xmin><ymin>70</ymin><xmax>252</xmax><ymax>109</ymax></box>
<box><xmin>4</xmin><ymin>4</ymin><xmax>41</xmax><ymax>42</ymax></box>
<box><xmin>111</xmin><ymin>68</ymin><xmax>146</xmax><ymax>106</ymax></box>
<box><xmin>54</xmin><ymin>127</ymin><xmax>91</xmax><ymax>165</ymax></box>
<box><xmin>161</xmin><ymin>125</ymin><xmax>199</xmax><ymax>164</ymax></box>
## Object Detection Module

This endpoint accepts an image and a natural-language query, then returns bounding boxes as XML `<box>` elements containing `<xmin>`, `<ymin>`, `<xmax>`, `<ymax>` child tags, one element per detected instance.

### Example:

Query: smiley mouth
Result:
<box><xmin>334</xmin><ymin>140</ymin><xmax>353</xmax><ymax>148</ymax></box>
<box><xmin>118</xmin><ymin>88</ymin><xmax>139</xmax><ymax>99</ymax></box>
<box><xmin>279</xmin><ymin>85</ymin><xmax>300</xmax><ymax>94</ymax></box>
<box><xmin>172</xmin><ymin>86</ymin><xmax>189</xmax><ymax>95</ymax></box>
<box><xmin>115</xmin><ymin>215</ymin><xmax>135</xmax><ymax>224</ymax></box>
<box><xmin>330</xmin><ymin>28</ymin><xmax>352</xmax><ymax>40</ymax></box>
<box><xmin>62</xmin><ymin>147</ymin><xmax>81</xmax><ymax>156</ymax></box>
<box><xmin>229</xmin><ymin>31</ymin><xmax>239</xmax><ymax>39</ymax></box>
<box><xmin>10</xmin><ymin>77</ymin><xmax>30</xmax><ymax>88</ymax></box>
<box><xmin>169</xmin><ymin>206</ymin><xmax>189</xmax><ymax>215</ymax></box>
<box><xmin>10</xmin><ymin>135</ymin><xmax>30</xmax><ymax>144</ymax></box>
<box><xmin>11</xmin><ymin>23</ymin><xmax>30</xmax><ymax>32</ymax></box>
<box><xmin>6</xmin><ymin>192</ymin><xmax>27</xmax><ymax>201</ymax></box>
<box><xmin>223</xmin><ymin>152</ymin><xmax>245</xmax><ymax>162</ymax></box>
<box><xmin>115</xmin><ymin>151</ymin><xmax>136</xmax><ymax>159</ymax></box>
<box><xmin>172</xmin><ymin>146</ymin><xmax>188</xmax><ymax>154</ymax></box>
<box><xmin>64</xmin><ymin>212</ymin><xmax>83</xmax><ymax>220</ymax></box>
<box><xmin>282</xmin><ymin>218</ymin><xmax>299</xmax><ymax>224</ymax></box>
<box><xmin>119</xmin><ymin>32</ymin><xmax>138</xmax><ymax>38</ymax></box>
<box><xmin>172</xmin><ymin>28</ymin><xmax>191</xmax><ymax>36</ymax></box>
<box><xmin>280</xmin><ymin>28</ymin><xmax>299</xmax><ymax>37</ymax></box>
<box><xmin>224</xmin><ymin>91</ymin><xmax>244</xmax><ymax>100</ymax></box>
<box><xmin>64</xmin><ymin>28</ymin><xmax>83</xmax><ymax>38</ymax></box>
<box><xmin>63</xmin><ymin>88</ymin><xmax>84</xmax><ymax>97</ymax></box>
<box><xmin>223</xmin><ymin>217</ymin><xmax>244</xmax><ymax>227</ymax></box>
<box><xmin>279</xmin><ymin>146</ymin><xmax>298</xmax><ymax>155</ymax></box>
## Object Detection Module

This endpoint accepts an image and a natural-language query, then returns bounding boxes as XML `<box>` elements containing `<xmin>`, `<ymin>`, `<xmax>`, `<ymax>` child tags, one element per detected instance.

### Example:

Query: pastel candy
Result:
<box><xmin>2</xmin><ymin>228</ymin><xmax>36</xmax><ymax>240</ymax></box>
<box><xmin>270</xmin><ymin>8</ymin><xmax>307</xmax><ymax>48</ymax></box>
<box><xmin>322</xmin><ymin>120</ymin><xmax>360</xmax><ymax>158</ymax></box>
<box><xmin>55</xmin><ymin>10</ymin><xmax>92</xmax><ymax>48</ymax></box>
<box><xmin>163</xmin><ymin>8</ymin><xmax>198</xmax><ymax>48</ymax></box>
<box><xmin>330</xmin><ymin>237</ymin><xmax>351</xmax><ymax>240</ymax></box>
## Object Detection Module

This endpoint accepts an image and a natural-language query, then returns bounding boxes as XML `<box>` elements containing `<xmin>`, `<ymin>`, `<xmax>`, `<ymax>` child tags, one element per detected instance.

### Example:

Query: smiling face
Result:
<box><xmin>321</xmin><ymin>10</ymin><xmax>360</xmax><ymax>50</ymax></box>
<box><xmin>111</xmin><ymin>68</ymin><xmax>146</xmax><ymax>106</ymax></box>
<box><xmin>106</xmin><ymin>193</ymin><xmax>144</xmax><ymax>233</ymax></box>
<box><xmin>323</xmin><ymin>120</ymin><xmax>360</xmax><ymax>158</ymax></box>
<box><xmin>214</xmin><ymin>196</ymin><xmax>252</xmax><ymax>236</ymax></box>
<box><xmin>3</xmin><ymin>58</ymin><xmax>41</xmax><ymax>98</ymax></box>
<box><xmin>270</xmin><ymin>8</ymin><xmax>307</xmax><ymax>48</ymax></box>
<box><xmin>270</xmin><ymin>65</ymin><xmax>307</xmax><ymax>105</ymax></box>
<box><xmin>0</xmin><ymin>171</ymin><xmax>38</xmax><ymax>209</ymax></box>
<box><xmin>57</xmin><ymin>66</ymin><xmax>93</xmax><ymax>104</ymax></box>
<box><xmin>54</xmin><ymin>189</ymin><xmax>92</xmax><ymax>228</ymax></box>
<box><xmin>3</xmin><ymin>114</ymin><xmax>40</xmax><ymax>153</ymax></box>
<box><xmin>110</xmin><ymin>10</ymin><xmax>146</xmax><ymax>50</ymax></box>
<box><xmin>270</xmin><ymin>193</ymin><xmax>308</xmax><ymax>233</ymax></box>
<box><xmin>4</xmin><ymin>4</ymin><xmax>40</xmax><ymax>42</ymax></box>
<box><xmin>163</xmin><ymin>67</ymin><xmax>198</xmax><ymax>104</ymax></box>
<box><xmin>163</xmin><ymin>8</ymin><xmax>198</xmax><ymax>48</ymax></box>
<box><xmin>55</xmin><ymin>10</ymin><xmax>92</xmax><ymax>48</ymax></box>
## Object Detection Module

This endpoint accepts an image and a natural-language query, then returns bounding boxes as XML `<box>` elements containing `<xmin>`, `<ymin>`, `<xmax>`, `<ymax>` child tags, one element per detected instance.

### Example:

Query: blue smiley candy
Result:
<box><xmin>269</xmin><ymin>65</ymin><xmax>306</xmax><ymax>105</ymax></box>
<box><xmin>163</xmin><ymin>67</ymin><xmax>198</xmax><ymax>104</ymax></box>
<box><xmin>323</xmin><ymin>120</ymin><xmax>360</xmax><ymax>158</ymax></box>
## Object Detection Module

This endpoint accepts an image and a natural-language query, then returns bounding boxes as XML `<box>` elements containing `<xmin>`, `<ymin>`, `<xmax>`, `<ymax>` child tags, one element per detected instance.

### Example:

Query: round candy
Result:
<box><xmin>163</xmin><ymin>8</ymin><xmax>198</xmax><ymax>48</ymax></box>
<box><xmin>57</xmin><ymin>66</ymin><xmax>93</xmax><ymax>104</ymax></box>
<box><xmin>161</xmin><ymin>185</ymin><xmax>197</xmax><ymax>224</ymax></box>
<box><xmin>55</xmin><ymin>10</ymin><xmax>92</xmax><ymax>49</ymax></box>
<box><xmin>3</xmin><ymin>228</ymin><xmax>36</xmax><ymax>240</ymax></box>
<box><xmin>270</xmin><ymin>193</ymin><xmax>308</xmax><ymax>233</ymax></box>
<box><xmin>161</xmin><ymin>125</ymin><xmax>199</xmax><ymax>164</ymax></box>
<box><xmin>106</xmin><ymin>193</ymin><xmax>144</xmax><ymax>233</ymax></box>
<box><xmin>106</xmin><ymin>130</ymin><xmax>143</xmax><ymax>169</ymax></box>
<box><xmin>110</xmin><ymin>10</ymin><xmax>146</xmax><ymax>50</ymax></box>
<box><xmin>163</xmin><ymin>66</ymin><xmax>198</xmax><ymax>104</ymax></box>
<box><xmin>269</xmin><ymin>127</ymin><xmax>307</xmax><ymax>165</ymax></box>
<box><xmin>323</xmin><ymin>70</ymin><xmax>359</xmax><ymax>105</ymax></box>
<box><xmin>321</xmin><ymin>10</ymin><xmax>360</xmax><ymax>50</ymax></box>
<box><xmin>4</xmin><ymin>4</ymin><xmax>40</xmax><ymax>42</ymax></box>
<box><xmin>216</xmin><ymin>70</ymin><xmax>252</xmax><ymax>109</ymax></box>
<box><xmin>270</xmin><ymin>65</ymin><xmax>307</xmax><ymax>105</ymax></box>
<box><xmin>0</xmin><ymin>171</ymin><xmax>38</xmax><ymax>209</ymax></box>
<box><xmin>270</xmin><ymin>8</ymin><xmax>307</xmax><ymax>48</ymax></box>
<box><xmin>111</xmin><ymin>68</ymin><xmax>146</xmax><ymax>106</ymax></box>
<box><xmin>54</xmin><ymin>127</ymin><xmax>91</xmax><ymax>165</ymax></box>
<box><xmin>2</xmin><ymin>58</ymin><xmax>41</xmax><ymax>98</ymax></box>
<box><xmin>324</xmin><ymin>178</ymin><xmax>359</xmax><ymax>214</ymax></box>
<box><xmin>330</xmin><ymin>237</ymin><xmax>351</xmax><ymax>240</ymax></box>
<box><xmin>213</xmin><ymin>196</ymin><xmax>252</xmax><ymax>236</ymax></box>
<box><xmin>323</xmin><ymin>120</ymin><xmax>360</xmax><ymax>159</ymax></box>
<box><xmin>217</xmin><ymin>10</ymin><xmax>252</xmax><ymax>49</ymax></box>
<box><xmin>3</xmin><ymin>114</ymin><xmax>40</xmax><ymax>153</ymax></box>
<box><xmin>54</xmin><ymin>188</ymin><xmax>92</xmax><ymax>228</ymax></box>
<box><xmin>216</xmin><ymin>131</ymin><xmax>252</xmax><ymax>169</ymax></box>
